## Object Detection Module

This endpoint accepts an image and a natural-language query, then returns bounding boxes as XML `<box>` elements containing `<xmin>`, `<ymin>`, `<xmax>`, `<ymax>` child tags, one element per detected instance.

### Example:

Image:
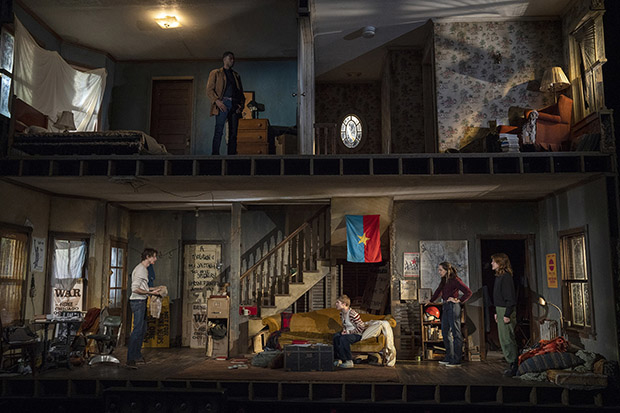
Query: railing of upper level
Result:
<box><xmin>0</xmin><ymin>152</ymin><xmax>614</xmax><ymax>177</ymax></box>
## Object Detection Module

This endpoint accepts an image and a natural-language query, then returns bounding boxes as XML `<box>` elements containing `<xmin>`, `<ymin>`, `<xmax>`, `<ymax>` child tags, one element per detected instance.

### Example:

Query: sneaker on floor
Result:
<box><xmin>438</xmin><ymin>360</ymin><xmax>451</xmax><ymax>365</ymax></box>
<box><xmin>333</xmin><ymin>360</ymin><xmax>342</xmax><ymax>367</ymax></box>
<box><xmin>446</xmin><ymin>362</ymin><xmax>461</xmax><ymax>367</ymax></box>
<box><xmin>339</xmin><ymin>360</ymin><xmax>354</xmax><ymax>369</ymax></box>
<box><xmin>136</xmin><ymin>357</ymin><xmax>147</xmax><ymax>365</ymax></box>
<box><xmin>126</xmin><ymin>360</ymin><xmax>138</xmax><ymax>369</ymax></box>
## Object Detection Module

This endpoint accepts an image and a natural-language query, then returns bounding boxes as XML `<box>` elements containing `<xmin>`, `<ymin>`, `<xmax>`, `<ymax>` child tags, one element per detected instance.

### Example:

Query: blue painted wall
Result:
<box><xmin>111</xmin><ymin>59</ymin><xmax>297</xmax><ymax>155</ymax></box>
<box><xmin>14</xmin><ymin>5</ymin><xmax>115</xmax><ymax>130</ymax></box>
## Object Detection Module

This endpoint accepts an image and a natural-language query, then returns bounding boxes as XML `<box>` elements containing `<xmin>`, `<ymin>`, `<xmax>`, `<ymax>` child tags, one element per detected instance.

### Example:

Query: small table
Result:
<box><xmin>34</xmin><ymin>318</ymin><xmax>83</xmax><ymax>370</ymax></box>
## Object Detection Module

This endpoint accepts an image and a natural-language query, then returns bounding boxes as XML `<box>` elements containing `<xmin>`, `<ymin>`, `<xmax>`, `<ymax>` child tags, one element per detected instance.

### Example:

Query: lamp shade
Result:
<box><xmin>53</xmin><ymin>111</ymin><xmax>76</xmax><ymax>131</ymax></box>
<box><xmin>540</xmin><ymin>67</ymin><xmax>570</xmax><ymax>92</ymax></box>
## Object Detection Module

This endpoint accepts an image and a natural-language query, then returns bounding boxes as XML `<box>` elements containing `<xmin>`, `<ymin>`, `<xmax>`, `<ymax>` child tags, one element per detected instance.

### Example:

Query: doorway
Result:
<box><xmin>150</xmin><ymin>79</ymin><xmax>193</xmax><ymax>154</ymax></box>
<box><xmin>480</xmin><ymin>237</ymin><xmax>533</xmax><ymax>361</ymax></box>
<box><xmin>340</xmin><ymin>260</ymin><xmax>390</xmax><ymax>315</ymax></box>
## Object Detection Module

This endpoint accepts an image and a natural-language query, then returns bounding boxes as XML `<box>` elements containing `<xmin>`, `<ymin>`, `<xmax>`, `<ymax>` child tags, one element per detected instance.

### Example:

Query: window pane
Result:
<box><xmin>0</xmin><ymin>74</ymin><xmax>10</xmax><ymax>118</ymax></box>
<box><xmin>570</xmin><ymin>282</ymin><xmax>585</xmax><ymax>327</ymax></box>
<box><xmin>571</xmin><ymin>236</ymin><xmax>586</xmax><ymax>280</ymax></box>
<box><xmin>340</xmin><ymin>114</ymin><xmax>362</xmax><ymax>148</ymax></box>
<box><xmin>109</xmin><ymin>289</ymin><xmax>118</xmax><ymax>308</ymax></box>
<box><xmin>1</xmin><ymin>30</ymin><xmax>14</xmax><ymax>73</ymax></box>
<box><xmin>0</xmin><ymin>233</ymin><xmax>28</xmax><ymax>323</ymax></box>
<box><xmin>111</xmin><ymin>247</ymin><xmax>118</xmax><ymax>267</ymax></box>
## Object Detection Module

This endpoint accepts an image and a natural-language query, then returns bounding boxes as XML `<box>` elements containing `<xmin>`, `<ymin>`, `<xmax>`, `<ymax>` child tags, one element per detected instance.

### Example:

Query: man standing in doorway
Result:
<box><xmin>126</xmin><ymin>248</ymin><xmax>161</xmax><ymax>368</ymax></box>
<box><xmin>206</xmin><ymin>51</ymin><xmax>245</xmax><ymax>155</ymax></box>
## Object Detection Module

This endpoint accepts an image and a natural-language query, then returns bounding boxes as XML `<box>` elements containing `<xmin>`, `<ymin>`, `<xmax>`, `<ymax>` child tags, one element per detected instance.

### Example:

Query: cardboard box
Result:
<box><xmin>284</xmin><ymin>344</ymin><xmax>333</xmax><ymax>371</ymax></box>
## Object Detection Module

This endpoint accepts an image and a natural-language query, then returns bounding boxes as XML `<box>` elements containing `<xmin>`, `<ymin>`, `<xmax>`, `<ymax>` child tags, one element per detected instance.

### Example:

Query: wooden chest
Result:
<box><xmin>237</xmin><ymin>118</ymin><xmax>269</xmax><ymax>155</ymax></box>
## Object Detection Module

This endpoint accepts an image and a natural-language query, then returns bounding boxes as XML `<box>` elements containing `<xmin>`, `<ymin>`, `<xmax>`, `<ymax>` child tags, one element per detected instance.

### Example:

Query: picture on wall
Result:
<box><xmin>403</xmin><ymin>252</ymin><xmax>420</xmax><ymax>277</ymax></box>
<box><xmin>420</xmin><ymin>240</ymin><xmax>469</xmax><ymax>294</ymax></box>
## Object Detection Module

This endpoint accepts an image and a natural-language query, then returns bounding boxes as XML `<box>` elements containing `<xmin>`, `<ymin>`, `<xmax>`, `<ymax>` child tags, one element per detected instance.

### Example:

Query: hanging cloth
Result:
<box><xmin>361</xmin><ymin>319</ymin><xmax>397</xmax><ymax>367</ymax></box>
<box><xmin>13</xmin><ymin>18</ymin><xmax>106</xmax><ymax>131</ymax></box>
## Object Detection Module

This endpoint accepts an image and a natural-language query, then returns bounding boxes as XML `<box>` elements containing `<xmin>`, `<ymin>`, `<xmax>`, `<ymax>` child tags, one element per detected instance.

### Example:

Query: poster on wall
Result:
<box><xmin>403</xmin><ymin>252</ymin><xmax>420</xmax><ymax>277</ymax></box>
<box><xmin>420</xmin><ymin>240</ymin><xmax>469</xmax><ymax>294</ymax></box>
<box><xmin>190</xmin><ymin>303</ymin><xmax>209</xmax><ymax>349</ymax></box>
<box><xmin>400</xmin><ymin>279</ymin><xmax>418</xmax><ymax>300</ymax></box>
<box><xmin>546</xmin><ymin>253</ymin><xmax>558</xmax><ymax>288</ymax></box>
<box><xmin>52</xmin><ymin>278</ymin><xmax>83</xmax><ymax>315</ymax></box>
<box><xmin>143</xmin><ymin>296</ymin><xmax>170</xmax><ymax>348</ymax></box>
<box><xmin>31</xmin><ymin>237</ymin><xmax>46</xmax><ymax>272</ymax></box>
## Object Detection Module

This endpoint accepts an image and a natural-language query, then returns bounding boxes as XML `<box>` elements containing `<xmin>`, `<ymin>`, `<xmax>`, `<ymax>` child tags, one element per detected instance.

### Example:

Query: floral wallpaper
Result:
<box><xmin>315</xmin><ymin>82</ymin><xmax>381</xmax><ymax>153</ymax></box>
<box><xmin>389</xmin><ymin>49</ymin><xmax>426</xmax><ymax>153</ymax></box>
<box><xmin>434</xmin><ymin>21</ymin><xmax>563</xmax><ymax>151</ymax></box>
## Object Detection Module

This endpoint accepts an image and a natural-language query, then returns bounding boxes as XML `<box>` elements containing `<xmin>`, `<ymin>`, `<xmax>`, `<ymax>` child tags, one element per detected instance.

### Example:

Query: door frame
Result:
<box><xmin>148</xmin><ymin>76</ymin><xmax>195</xmax><ymax>154</ymax></box>
<box><xmin>476</xmin><ymin>234</ymin><xmax>537</xmax><ymax>360</ymax></box>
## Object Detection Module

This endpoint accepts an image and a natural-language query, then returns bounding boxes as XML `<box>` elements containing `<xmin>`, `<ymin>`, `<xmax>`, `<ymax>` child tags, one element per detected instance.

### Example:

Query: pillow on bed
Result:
<box><xmin>518</xmin><ymin>352</ymin><xmax>584</xmax><ymax>375</ymax></box>
<box><xmin>24</xmin><ymin>125</ymin><xmax>49</xmax><ymax>134</ymax></box>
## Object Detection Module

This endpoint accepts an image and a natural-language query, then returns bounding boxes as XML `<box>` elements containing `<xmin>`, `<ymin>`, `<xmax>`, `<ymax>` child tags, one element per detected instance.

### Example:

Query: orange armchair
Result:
<box><xmin>525</xmin><ymin>95</ymin><xmax>573</xmax><ymax>151</ymax></box>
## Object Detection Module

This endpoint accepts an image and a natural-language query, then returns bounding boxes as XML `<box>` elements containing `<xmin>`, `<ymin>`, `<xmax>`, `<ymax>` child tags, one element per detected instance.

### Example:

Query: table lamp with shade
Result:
<box><xmin>53</xmin><ymin>110</ymin><xmax>76</xmax><ymax>132</ymax></box>
<box><xmin>539</xmin><ymin>66</ymin><xmax>570</xmax><ymax>102</ymax></box>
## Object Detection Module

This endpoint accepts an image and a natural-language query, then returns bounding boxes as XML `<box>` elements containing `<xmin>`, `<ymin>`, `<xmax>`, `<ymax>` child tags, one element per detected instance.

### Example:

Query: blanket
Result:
<box><xmin>361</xmin><ymin>319</ymin><xmax>396</xmax><ymax>366</ymax></box>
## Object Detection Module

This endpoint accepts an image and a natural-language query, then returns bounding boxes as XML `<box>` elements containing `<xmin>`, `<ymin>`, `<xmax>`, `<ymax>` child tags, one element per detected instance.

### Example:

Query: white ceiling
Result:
<box><xmin>19</xmin><ymin>0</ymin><xmax>572</xmax><ymax>78</ymax></box>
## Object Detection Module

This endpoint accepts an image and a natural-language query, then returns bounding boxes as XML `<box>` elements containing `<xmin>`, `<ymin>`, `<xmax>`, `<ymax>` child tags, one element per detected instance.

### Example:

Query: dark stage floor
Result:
<box><xmin>1</xmin><ymin>348</ymin><xmax>616</xmax><ymax>412</ymax></box>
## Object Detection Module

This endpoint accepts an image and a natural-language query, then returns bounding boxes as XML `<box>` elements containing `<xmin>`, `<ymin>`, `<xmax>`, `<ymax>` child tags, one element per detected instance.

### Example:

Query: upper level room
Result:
<box><xmin>0</xmin><ymin>0</ymin><xmax>615</xmax><ymax>157</ymax></box>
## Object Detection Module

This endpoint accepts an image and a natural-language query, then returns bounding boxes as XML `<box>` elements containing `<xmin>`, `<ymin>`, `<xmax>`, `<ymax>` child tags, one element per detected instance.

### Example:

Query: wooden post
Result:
<box><xmin>229</xmin><ymin>202</ymin><xmax>241</xmax><ymax>355</ymax></box>
<box><xmin>298</xmin><ymin>15</ymin><xmax>315</xmax><ymax>155</ymax></box>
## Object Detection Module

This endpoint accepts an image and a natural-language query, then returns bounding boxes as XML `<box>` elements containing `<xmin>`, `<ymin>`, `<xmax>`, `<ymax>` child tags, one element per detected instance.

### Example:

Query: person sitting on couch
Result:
<box><xmin>333</xmin><ymin>294</ymin><xmax>366</xmax><ymax>369</ymax></box>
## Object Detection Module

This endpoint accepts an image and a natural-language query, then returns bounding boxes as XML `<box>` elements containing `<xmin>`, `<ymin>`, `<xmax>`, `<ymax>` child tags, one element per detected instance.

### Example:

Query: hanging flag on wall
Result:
<box><xmin>346</xmin><ymin>215</ymin><xmax>382</xmax><ymax>263</ymax></box>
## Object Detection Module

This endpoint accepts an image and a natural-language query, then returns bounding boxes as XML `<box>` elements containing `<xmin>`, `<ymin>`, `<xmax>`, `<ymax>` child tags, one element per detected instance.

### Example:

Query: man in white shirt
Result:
<box><xmin>126</xmin><ymin>248</ymin><xmax>162</xmax><ymax>368</ymax></box>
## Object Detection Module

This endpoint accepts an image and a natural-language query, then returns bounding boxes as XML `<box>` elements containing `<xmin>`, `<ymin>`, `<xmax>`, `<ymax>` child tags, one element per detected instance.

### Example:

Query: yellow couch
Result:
<box><xmin>261</xmin><ymin>308</ymin><xmax>397</xmax><ymax>353</ymax></box>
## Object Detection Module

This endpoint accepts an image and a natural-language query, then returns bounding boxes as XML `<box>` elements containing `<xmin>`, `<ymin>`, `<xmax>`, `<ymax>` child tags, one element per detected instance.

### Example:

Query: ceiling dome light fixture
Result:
<box><xmin>155</xmin><ymin>15</ymin><xmax>181</xmax><ymax>29</ymax></box>
<box><xmin>362</xmin><ymin>26</ymin><xmax>376</xmax><ymax>38</ymax></box>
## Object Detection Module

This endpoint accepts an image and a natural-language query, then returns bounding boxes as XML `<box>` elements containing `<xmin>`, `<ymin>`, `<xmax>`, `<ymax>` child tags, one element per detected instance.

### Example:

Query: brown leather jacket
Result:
<box><xmin>206</xmin><ymin>67</ymin><xmax>244</xmax><ymax>116</ymax></box>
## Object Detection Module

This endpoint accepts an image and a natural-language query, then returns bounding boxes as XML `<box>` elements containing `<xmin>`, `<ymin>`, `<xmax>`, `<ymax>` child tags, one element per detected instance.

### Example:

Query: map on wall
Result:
<box><xmin>420</xmin><ymin>240</ymin><xmax>469</xmax><ymax>295</ymax></box>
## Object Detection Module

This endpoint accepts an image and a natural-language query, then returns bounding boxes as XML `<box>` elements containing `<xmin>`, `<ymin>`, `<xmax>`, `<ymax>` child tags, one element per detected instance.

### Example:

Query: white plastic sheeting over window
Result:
<box><xmin>13</xmin><ymin>18</ymin><xmax>106</xmax><ymax>131</ymax></box>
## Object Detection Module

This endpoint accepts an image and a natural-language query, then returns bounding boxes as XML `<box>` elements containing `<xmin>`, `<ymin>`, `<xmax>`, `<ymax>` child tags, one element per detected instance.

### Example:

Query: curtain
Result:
<box><xmin>13</xmin><ymin>18</ymin><xmax>106</xmax><ymax>131</ymax></box>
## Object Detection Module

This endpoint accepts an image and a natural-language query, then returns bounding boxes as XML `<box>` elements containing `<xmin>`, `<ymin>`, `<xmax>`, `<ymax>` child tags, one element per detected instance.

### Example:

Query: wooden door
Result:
<box><xmin>150</xmin><ymin>79</ymin><xmax>193</xmax><ymax>154</ymax></box>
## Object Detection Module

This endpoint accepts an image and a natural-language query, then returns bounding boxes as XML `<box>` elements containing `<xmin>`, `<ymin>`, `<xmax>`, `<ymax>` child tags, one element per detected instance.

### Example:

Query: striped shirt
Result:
<box><xmin>340</xmin><ymin>308</ymin><xmax>365</xmax><ymax>335</ymax></box>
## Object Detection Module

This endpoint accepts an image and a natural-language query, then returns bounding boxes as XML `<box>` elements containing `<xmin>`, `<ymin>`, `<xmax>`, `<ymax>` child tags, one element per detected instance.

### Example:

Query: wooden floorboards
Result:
<box><xmin>31</xmin><ymin>347</ymin><xmax>552</xmax><ymax>387</ymax></box>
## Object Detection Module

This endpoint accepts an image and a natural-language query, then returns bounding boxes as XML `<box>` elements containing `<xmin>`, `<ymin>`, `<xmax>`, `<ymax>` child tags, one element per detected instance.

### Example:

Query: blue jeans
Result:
<box><xmin>333</xmin><ymin>332</ymin><xmax>362</xmax><ymax>362</ymax></box>
<box><xmin>127</xmin><ymin>299</ymin><xmax>147</xmax><ymax>362</ymax></box>
<box><xmin>212</xmin><ymin>99</ymin><xmax>240</xmax><ymax>155</ymax></box>
<box><xmin>441</xmin><ymin>302</ymin><xmax>463</xmax><ymax>364</ymax></box>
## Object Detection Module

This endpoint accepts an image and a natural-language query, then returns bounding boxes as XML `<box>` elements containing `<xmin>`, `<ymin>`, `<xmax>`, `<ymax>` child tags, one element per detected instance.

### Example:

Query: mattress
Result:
<box><xmin>12</xmin><ymin>130</ymin><xmax>168</xmax><ymax>156</ymax></box>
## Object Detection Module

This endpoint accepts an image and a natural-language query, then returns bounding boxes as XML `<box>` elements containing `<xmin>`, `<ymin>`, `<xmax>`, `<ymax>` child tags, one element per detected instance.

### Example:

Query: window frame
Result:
<box><xmin>339</xmin><ymin>112</ymin><xmax>365</xmax><ymax>151</ymax></box>
<box><xmin>0</xmin><ymin>223</ymin><xmax>31</xmax><ymax>324</ymax></box>
<box><xmin>45</xmin><ymin>232</ymin><xmax>90</xmax><ymax>314</ymax></box>
<box><xmin>108</xmin><ymin>239</ymin><xmax>128</xmax><ymax>311</ymax></box>
<box><xmin>0</xmin><ymin>25</ymin><xmax>14</xmax><ymax>118</ymax></box>
<box><xmin>558</xmin><ymin>226</ymin><xmax>595</xmax><ymax>337</ymax></box>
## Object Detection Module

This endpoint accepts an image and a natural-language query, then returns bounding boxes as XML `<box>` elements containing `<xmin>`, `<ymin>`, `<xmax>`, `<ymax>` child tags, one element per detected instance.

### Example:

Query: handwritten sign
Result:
<box><xmin>184</xmin><ymin>244</ymin><xmax>220</xmax><ymax>295</ymax></box>
<box><xmin>52</xmin><ymin>278</ymin><xmax>83</xmax><ymax>315</ymax></box>
<box><xmin>190</xmin><ymin>303</ymin><xmax>209</xmax><ymax>349</ymax></box>
<box><xmin>182</xmin><ymin>243</ymin><xmax>221</xmax><ymax>346</ymax></box>
<box><xmin>143</xmin><ymin>296</ymin><xmax>170</xmax><ymax>348</ymax></box>
<box><xmin>546</xmin><ymin>253</ymin><xmax>558</xmax><ymax>288</ymax></box>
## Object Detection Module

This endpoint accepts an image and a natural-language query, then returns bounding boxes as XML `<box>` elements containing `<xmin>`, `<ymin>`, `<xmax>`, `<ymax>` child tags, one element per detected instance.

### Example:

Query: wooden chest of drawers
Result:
<box><xmin>237</xmin><ymin>118</ymin><xmax>269</xmax><ymax>155</ymax></box>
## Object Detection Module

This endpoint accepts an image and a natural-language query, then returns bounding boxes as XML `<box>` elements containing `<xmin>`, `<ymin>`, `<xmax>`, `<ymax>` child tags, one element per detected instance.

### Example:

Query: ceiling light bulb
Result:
<box><xmin>362</xmin><ymin>26</ymin><xmax>376</xmax><ymax>38</ymax></box>
<box><xmin>155</xmin><ymin>16</ymin><xmax>181</xmax><ymax>29</ymax></box>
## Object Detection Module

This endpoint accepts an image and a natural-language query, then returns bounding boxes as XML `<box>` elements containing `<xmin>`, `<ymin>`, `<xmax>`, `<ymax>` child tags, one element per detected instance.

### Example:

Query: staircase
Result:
<box><xmin>240</xmin><ymin>205</ymin><xmax>331</xmax><ymax>319</ymax></box>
